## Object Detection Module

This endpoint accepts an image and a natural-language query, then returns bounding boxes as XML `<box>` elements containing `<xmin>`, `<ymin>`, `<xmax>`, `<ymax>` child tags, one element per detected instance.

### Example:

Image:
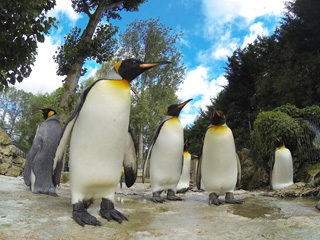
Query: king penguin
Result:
<box><xmin>53</xmin><ymin>59</ymin><xmax>170</xmax><ymax>226</ymax></box>
<box><xmin>270</xmin><ymin>137</ymin><xmax>294</xmax><ymax>190</ymax></box>
<box><xmin>23</xmin><ymin>108</ymin><xmax>63</xmax><ymax>196</ymax></box>
<box><xmin>143</xmin><ymin>99</ymin><xmax>192</xmax><ymax>203</ymax></box>
<box><xmin>176</xmin><ymin>141</ymin><xmax>192</xmax><ymax>194</ymax></box>
<box><xmin>196</xmin><ymin>110</ymin><xmax>242</xmax><ymax>205</ymax></box>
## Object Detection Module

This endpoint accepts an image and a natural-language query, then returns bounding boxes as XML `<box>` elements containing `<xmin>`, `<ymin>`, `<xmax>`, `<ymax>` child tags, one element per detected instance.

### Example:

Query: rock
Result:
<box><xmin>238</xmin><ymin>148</ymin><xmax>269</xmax><ymax>190</ymax></box>
<box><xmin>0</xmin><ymin>128</ymin><xmax>11</xmax><ymax>145</ymax></box>
<box><xmin>296</xmin><ymin>163</ymin><xmax>320</xmax><ymax>186</ymax></box>
<box><xmin>270</xmin><ymin>182</ymin><xmax>320</xmax><ymax>198</ymax></box>
<box><xmin>0</xmin><ymin>128</ymin><xmax>25</xmax><ymax>177</ymax></box>
<box><xmin>316</xmin><ymin>200</ymin><xmax>320</xmax><ymax>211</ymax></box>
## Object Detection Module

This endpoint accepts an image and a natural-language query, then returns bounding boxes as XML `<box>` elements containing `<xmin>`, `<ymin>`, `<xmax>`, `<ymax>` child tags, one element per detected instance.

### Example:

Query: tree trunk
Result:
<box><xmin>59</xmin><ymin>59</ymin><xmax>83</xmax><ymax>124</ymax></box>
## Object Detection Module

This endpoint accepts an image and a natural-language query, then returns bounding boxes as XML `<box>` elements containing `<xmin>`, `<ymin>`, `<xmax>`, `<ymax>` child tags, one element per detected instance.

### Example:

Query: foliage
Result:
<box><xmin>253</xmin><ymin>111</ymin><xmax>302</xmax><ymax>159</ymax></box>
<box><xmin>0</xmin><ymin>0</ymin><xmax>57</xmax><ymax>90</ymax></box>
<box><xmin>0</xmin><ymin>87</ymin><xmax>79</xmax><ymax>150</ymax></box>
<box><xmin>53</xmin><ymin>24</ymin><xmax>118</xmax><ymax>76</ymax></box>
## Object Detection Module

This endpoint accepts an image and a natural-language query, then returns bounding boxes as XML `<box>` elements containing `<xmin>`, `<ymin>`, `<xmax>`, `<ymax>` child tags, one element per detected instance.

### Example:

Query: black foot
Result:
<box><xmin>225</xmin><ymin>192</ymin><xmax>243</xmax><ymax>204</ymax></box>
<box><xmin>100</xmin><ymin>198</ymin><xmax>128</xmax><ymax>223</ymax></box>
<box><xmin>176</xmin><ymin>188</ymin><xmax>189</xmax><ymax>194</ymax></box>
<box><xmin>209</xmin><ymin>192</ymin><xmax>222</xmax><ymax>205</ymax></box>
<box><xmin>73</xmin><ymin>201</ymin><xmax>101</xmax><ymax>227</ymax></box>
<box><xmin>167</xmin><ymin>189</ymin><xmax>183</xmax><ymax>201</ymax></box>
<box><xmin>152</xmin><ymin>191</ymin><xmax>165</xmax><ymax>203</ymax></box>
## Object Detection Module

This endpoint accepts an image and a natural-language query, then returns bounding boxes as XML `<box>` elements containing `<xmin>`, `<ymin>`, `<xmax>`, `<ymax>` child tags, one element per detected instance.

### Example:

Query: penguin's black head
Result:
<box><xmin>35</xmin><ymin>108</ymin><xmax>57</xmax><ymax>120</ymax></box>
<box><xmin>210</xmin><ymin>110</ymin><xmax>226</xmax><ymax>126</ymax></box>
<box><xmin>275</xmin><ymin>137</ymin><xmax>284</xmax><ymax>148</ymax></box>
<box><xmin>165</xmin><ymin>99</ymin><xmax>193</xmax><ymax>117</ymax></box>
<box><xmin>115</xmin><ymin>59</ymin><xmax>171</xmax><ymax>82</ymax></box>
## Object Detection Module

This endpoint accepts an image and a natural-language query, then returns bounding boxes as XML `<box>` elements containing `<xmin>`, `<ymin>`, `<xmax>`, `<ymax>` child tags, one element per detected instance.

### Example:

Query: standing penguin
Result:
<box><xmin>271</xmin><ymin>138</ymin><xmax>294</xmax><ymax>190</ymax></box>
<box><xmin>24</xmin><ymin>108</ymin><xmax>63</xmax><ymax>196</ymax></box>
<box><xmin>143</xmin><ymin>99</ymin><xmax>192</xmax><ymax>203</ymax></box>
<box><xmin>53</xmin><ymin>59</ymin><xmax>169</xmax><ymax>227</ymax></box>
<box><xmin>176</xmin><ymin>141</ymin><xmax>192</xmax><ymax>194</ymax></box>
<box><xmin>197</xmin><ymin>110</ymin><xmax>242</xmax><ymax>205</ymax></box>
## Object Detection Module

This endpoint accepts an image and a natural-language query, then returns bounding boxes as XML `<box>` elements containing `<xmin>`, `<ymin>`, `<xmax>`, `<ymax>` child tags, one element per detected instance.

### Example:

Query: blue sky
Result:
<box><xmin>14</xmin><ymin>0</ymin><xmax>288</xmax><ymax>127</ymax></box>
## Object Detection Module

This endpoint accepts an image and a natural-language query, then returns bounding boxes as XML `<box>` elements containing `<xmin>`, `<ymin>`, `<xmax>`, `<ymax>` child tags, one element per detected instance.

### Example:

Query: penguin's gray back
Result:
<box><xmin>68</xmin><ymin>80</ymin><xmax>131</xmax><ymax>204</ymax></box>
<box><xmin>24</xmin><ymin>115</ymin><xmax>62</xmax><ymax>193</ymax></box>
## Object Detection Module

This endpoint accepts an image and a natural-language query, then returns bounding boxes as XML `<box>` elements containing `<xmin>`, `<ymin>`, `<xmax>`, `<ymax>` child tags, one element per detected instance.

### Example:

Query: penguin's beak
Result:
<box><xmin>34</xmin><ymin>108</ymin><xmax>43</xmax><ymax>114</ymax></box>
<box><xmin>140</xmin><ymin>61</ymin><xmax>171</xmax><ymax>69</ymax></box>
<box><xmin>178</xmin><ymin>98</ymin><xmax>193</xmax><ymax>108</ymax></box>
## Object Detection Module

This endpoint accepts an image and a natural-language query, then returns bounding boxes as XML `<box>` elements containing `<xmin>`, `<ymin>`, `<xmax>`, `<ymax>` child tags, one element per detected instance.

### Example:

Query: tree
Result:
<box><xmin>117</xmin><ymin>18</ymin><xmax>185</xmax><ymax>166</ymax></box>
<box><xmin>54</xmin><ymin>0</ymin><xmax>147</xmax><ymax>122</ymax></box>
<box><xmin>0</xmin><ymin>0</ymin><xmax>57</xmax><ymax>90</ymax></box>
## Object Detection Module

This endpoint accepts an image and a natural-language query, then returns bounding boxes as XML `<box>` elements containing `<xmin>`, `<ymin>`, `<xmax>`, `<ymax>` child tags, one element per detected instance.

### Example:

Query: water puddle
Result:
<box><xmin>228</xmin><ymin>196</ymin><xmax>319</xmax><ymax>219</ymax></box>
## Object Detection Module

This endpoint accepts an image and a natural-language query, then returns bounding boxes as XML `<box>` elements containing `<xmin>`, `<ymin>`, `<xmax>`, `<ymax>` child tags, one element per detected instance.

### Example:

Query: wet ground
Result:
<box><xmin>0</xmin><ymin>175</ymin><xmax>319</xmax><ymax>240</ymax></box>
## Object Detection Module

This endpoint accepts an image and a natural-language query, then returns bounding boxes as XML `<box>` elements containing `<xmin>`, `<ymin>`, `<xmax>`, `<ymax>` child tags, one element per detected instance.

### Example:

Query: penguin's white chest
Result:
<box><xmin>201</xmin><ymin>126</ymin><xmax>238</xmax><ymax>194</ymax></box>
<box><xmin>150</xmin><ymin>117</ymin><xmax>184</xmax><ymax>192</ymax></box>
<box><xmin>271</xmin><ymin>147</ymin><xmax>293</xmax><ymax>190</ymax></box>
<box><xmin>69</xmin><ymin>80</ymin><xmax>131</xmax><ymax>203</ymax></box>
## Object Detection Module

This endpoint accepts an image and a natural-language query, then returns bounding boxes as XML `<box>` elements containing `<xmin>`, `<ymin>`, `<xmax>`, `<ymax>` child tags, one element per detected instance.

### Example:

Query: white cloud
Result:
<box><xmin>177</xmin><ymin>66</ymin><xmax>209</xmax><ymax>100</ymax></box>
<box><xmin>202</xmin><ymin>0</ymin><xmax>286</xmax><ymax>25</ymax></box>
<box><xmin>14</xmin><ymin>36</ymin><xmax>64</xmax><ymax>94</ymax></box>
<box><xmin>49</xmin><ymin>0</ymin><xmax>82</xmax><ymax>23</ymax></box>
<box><xmin>177</xmin><ymin>66</ymin><xmax>227</xmax><ymax>123</ymax></box>
<box><xmin>242</xmin><ymin>22</ymin><xmax>269</xmax><ymax>48</ymax></box>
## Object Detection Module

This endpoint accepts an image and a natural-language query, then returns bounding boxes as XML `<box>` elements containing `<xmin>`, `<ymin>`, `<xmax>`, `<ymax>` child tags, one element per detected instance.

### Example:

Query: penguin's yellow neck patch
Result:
<box><xmin>279</xmin><ymin>146</ymin><xmax>286</xmax><ymax>150</ymax></box>
<box><xmin>108</xmin><ymin>79</ymin><xmax>130</xmax><ymax>90</ymax></box>
<box><xmin>169</xmin><ymin>116</ymin><xmax>180</xmax><ymax>122</ymax></box>
<box><xmin>210</xmin><ymin>125</ymin><xmax>228</xmax><ymax>132</ymax></box>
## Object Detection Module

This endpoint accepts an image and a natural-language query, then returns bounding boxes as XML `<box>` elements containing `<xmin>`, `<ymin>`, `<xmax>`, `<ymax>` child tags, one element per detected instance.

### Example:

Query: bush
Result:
<box><xmin>253</xmin><ymin>111</ymin><xmax>302</xmax><ymax>160</ymax></box>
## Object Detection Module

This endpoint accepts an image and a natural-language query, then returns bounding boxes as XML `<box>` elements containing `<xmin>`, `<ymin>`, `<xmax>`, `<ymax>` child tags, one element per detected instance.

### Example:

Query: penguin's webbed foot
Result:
<box><xmin>100</xmin><ymin>198</ymin><xmax>128</xmax><ymax>224</ymax></box>
<box><xmin>167</xmin><ymin>189</ymin><xmax>183</xmax><ymax>201</ymax></box>
<box><xmin>73</xmin><ymin>202</ymin><xmax>101</xmax><ymax>227</ymax></box>
<box><xmin>225</xmin><ymin>192</ymin><xmax>243</xmax><ymax>204</ymax></box>
<box><xmin>152</xmin><ymin>191</ymin><xmax>165</xmax><ymax>203</ymax></box>
<box><xmin>176</xmin><ymin>188</ymin><xmax>189</xmax><ymax>194</ymax></box>
<box><xmin>209</xmin><ymin>192</ymin><xmax>222</xmax><ymax>205</ymax></box>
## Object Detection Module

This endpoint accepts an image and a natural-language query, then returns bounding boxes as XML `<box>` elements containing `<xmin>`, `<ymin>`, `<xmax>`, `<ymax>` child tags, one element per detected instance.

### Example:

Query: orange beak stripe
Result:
<box><xmin>140</xmin><ymin>63</ymin><xmax>159</xmax><ymax>68</ymax></box>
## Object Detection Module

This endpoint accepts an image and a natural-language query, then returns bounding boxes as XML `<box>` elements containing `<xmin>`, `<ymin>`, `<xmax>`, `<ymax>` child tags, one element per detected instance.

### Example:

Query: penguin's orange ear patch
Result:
<box><xmin>48</xmin><ymin>111</ymin><xmax>55</xmax><ymax>118</ymax></box>
<box><xmin>276</xmin><ymin>138</ymin><xmax>280</xmax><ymax>142</ymax></box>
<box><xmin>165</xmin><ymin>109</ymin><xmax>168</xmax><ymax>115</ymax></box>
<box><xmin>114</xmin><ymin>61</ymin><xmax>122</xmax><ymax>73</ymax></box>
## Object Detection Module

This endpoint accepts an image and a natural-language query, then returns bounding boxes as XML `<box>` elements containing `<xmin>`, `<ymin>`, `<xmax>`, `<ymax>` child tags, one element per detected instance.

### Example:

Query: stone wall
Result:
<box><xmin>0</xmin><ymin>128</ymin><xmax>25</xmax><ymax>177</ymax></box>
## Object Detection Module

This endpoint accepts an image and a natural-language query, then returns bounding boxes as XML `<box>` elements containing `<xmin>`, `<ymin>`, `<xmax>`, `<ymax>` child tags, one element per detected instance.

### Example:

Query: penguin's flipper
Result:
<box><xmin>52</xmin><ymin>115</ymin><xmax>78</xmax><ymax>181</ymax></box>
<box><xmin>24</xmin><ymin>130</ymin><xmax>43</xmax><ymax>186</ymax></box>
<box><xmin>236</xmin><ymin>153</ymin><xmax>241</xmax><ymax>188</ymax></box>
<box><xmin>123</xmin><ymin>126</ymin><xmax>138</xmax><ymax>188</ymax></box>
<box><xmin>142</xmin><ymin>116</ymin><xmax>171</xmax><ymax>183</ymax></box>
<box><xmin>196</xmin><ymin>155</ymin><xmax>202</xmax><ymax>190</ymax></box>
